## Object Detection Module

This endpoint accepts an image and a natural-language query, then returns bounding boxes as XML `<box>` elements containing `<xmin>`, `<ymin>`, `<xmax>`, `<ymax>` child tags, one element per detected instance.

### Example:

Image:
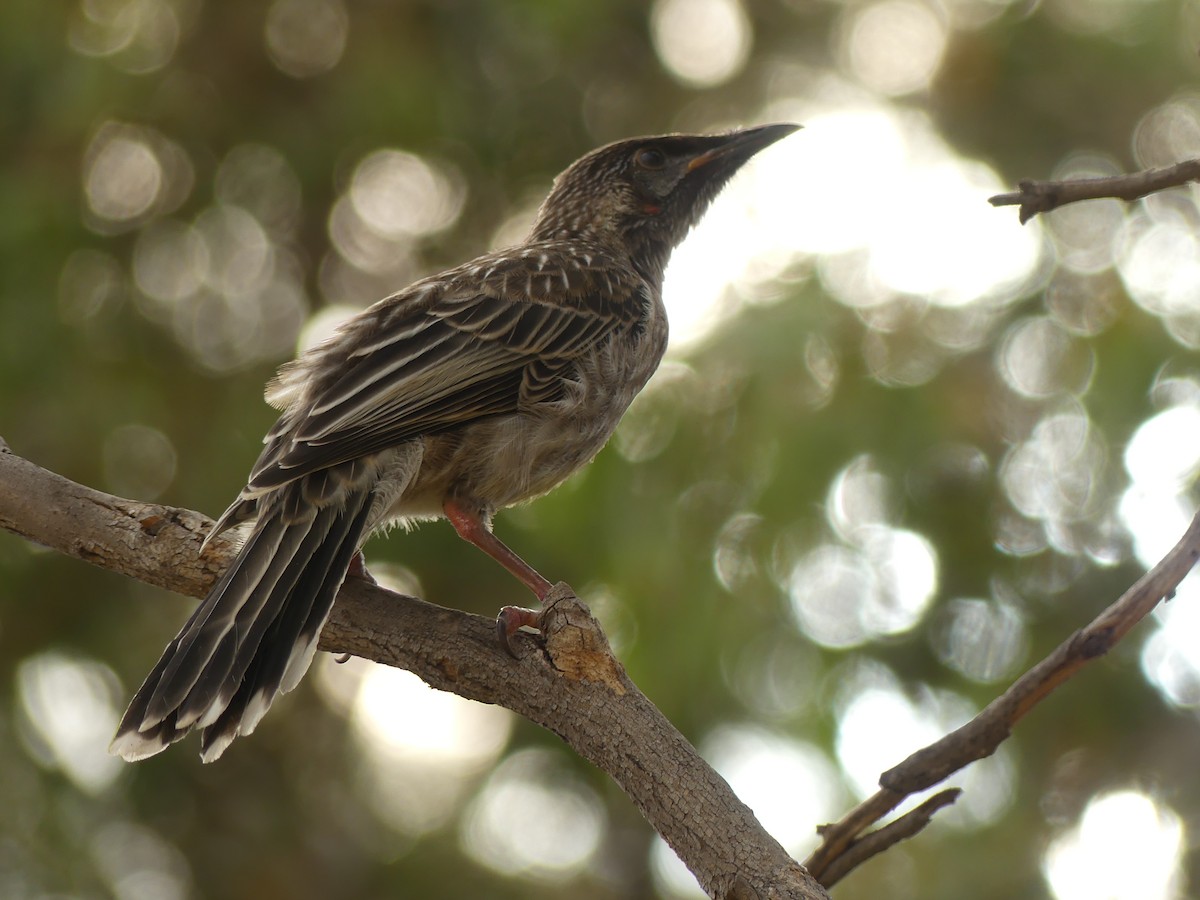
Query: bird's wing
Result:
<box><xmin>244</xmin><ymin>247</ymin><xmax>646</xmax><ymax>494</ymax></box>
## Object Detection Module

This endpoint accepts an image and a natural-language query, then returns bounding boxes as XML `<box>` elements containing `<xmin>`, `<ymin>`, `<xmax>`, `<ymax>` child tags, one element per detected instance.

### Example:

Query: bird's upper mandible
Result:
<box><xmin>529</xmin><ymin>124</ymin><xmax>801</xmax><ymax>282</ymax></box>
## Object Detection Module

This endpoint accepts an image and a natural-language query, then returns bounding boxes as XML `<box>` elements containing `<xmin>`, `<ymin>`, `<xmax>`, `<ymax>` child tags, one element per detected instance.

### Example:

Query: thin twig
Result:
<box><xmin>805</xmin><ymin>510</ymin><xmax>1200</xmax><ymax>882</ymax></box>
<box><xmin>817</xmin><ymin>789</ymin><xmax>961</xmax><ymax>888</ymax></box>
<box><xmin>808</xmin><ymin>790</ymin><xmax>904</xmax><ymax>877</ymax></box>
<box><xmin>886</xmin><ymin>510</ymin><xmax>1200</xmax><ymax>792</ymax></box>
<box><xmin>989</xmin><ymin>158</ymin><xmax>1200</xmax><ymax>223</ymax></box>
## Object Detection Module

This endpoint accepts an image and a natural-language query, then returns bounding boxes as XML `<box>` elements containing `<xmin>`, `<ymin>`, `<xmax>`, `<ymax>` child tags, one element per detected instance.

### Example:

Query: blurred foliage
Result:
<box><xmin>4</xmin><ymin>1</ymin><xmax>1200</xmax><ymax>898</ymax></box>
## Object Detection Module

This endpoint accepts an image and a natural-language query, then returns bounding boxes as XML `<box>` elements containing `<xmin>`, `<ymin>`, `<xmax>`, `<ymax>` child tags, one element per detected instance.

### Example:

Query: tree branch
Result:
<box><xmin>0</xmin><ymin>441</ymin><xmax>827</xmax><ymax>900</ymax></box>
<box><xmin>989</xmin><ymin>158</ymin><xmax>1200</xmax><ymax>223</ymax></box>
<box><xmin>12</xmin><ymin>428</ymin><xmax>1195</xmax><ymax>894</ymax></box>
<box><xmin>815</xmin><ymin>789</ymin><xmax>960</xmax><ymax>889</ymax></box>
<box><xmin>804</xmin><ymin>509</ymin><xmax>1200</xmax><ymax>883</ymax></box>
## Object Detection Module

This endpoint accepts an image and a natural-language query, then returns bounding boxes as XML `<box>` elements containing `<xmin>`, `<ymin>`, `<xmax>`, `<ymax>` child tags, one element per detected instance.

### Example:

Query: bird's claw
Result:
<box><xmin>496</xmin><ymin>605</ymin><xmax>542</xmax><ymax>657</ymax></box>
<box><xmin>346</xmin><ymin>550</ymin><xmax>377</xmax><ymax>584</ymax></box>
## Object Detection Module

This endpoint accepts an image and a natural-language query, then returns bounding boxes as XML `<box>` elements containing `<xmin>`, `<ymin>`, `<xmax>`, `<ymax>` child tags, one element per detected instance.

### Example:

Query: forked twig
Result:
<box><xmin>989</xmin><ymin>159</ymin><xmax>1200</xmax><ymax>223</ymax></box>
<box><xmin>806</xmin><ymin>511</ymin><xmax>1200</xmax><ymax>884</ymax></box>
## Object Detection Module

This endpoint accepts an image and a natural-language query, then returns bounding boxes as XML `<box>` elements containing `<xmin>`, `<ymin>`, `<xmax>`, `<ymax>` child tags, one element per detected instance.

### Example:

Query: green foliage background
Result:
<box><xmin>3</xmin><ymin>1</ymin><xmax>1200</xmax><ymax>898</ymax></box>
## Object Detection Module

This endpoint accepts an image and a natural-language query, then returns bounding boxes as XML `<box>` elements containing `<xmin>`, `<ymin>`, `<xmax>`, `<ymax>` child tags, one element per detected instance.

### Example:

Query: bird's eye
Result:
<box><xmin>634</xmin><ymin>147</ymin><xmax>667</xmax><ymax>170</ymax></box>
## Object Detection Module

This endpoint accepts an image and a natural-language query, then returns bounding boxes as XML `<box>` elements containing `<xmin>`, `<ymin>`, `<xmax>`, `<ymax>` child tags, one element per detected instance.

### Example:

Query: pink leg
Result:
<box><xmin>443</xmin><ymin>499</ymin><xmax>552</xmax><ymax>599</ymax></box>
<box><xmin>443</xmin><ymin>498</ymin><xmax>552</xmax><ymax>655</ymax></box>
<box><xmin>347</xmin><ymin>550</ymin><xmax>377</xmax><ymax>584</ymax></box>
<box><xmin>335</xmin><ymin>552</ymin><xmax>376</xmax><ymax>663</ymax></box>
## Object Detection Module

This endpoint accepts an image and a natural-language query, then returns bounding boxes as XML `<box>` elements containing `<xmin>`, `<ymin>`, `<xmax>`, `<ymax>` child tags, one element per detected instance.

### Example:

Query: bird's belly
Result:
<box><xmin>393</xmin><ymin>325</ymin><xmax>667</xmax><ymax>519</ymax></box>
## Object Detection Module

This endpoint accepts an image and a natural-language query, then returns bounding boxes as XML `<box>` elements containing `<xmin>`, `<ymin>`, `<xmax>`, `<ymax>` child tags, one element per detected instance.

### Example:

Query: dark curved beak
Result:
<box><xmin>686</xmin><ymin>123</ymin><xmax>801</xmax><ymax>172</ymax></box>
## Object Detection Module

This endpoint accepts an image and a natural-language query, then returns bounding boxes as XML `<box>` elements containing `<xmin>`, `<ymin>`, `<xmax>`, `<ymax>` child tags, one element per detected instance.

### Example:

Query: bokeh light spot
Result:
<box><xmin>827</xmin><ymin>454</ymin><xmax>893</xmax><ymax>542</ymax></box>
<box><xmin>102</xmin><ymin>423</ymin><xmax>178</xmax><ymax>501</ymax></box>
<box><xmin>835</xmin><ymin>682</ymin><xmax>945</xmax><ymax>798</ymax></box>
<box><xmin>1124</xmin><ymin>405</ymin><xmax>1200</xmax><ymax>489</ymax></box>
<box><xmin>703</xmin><ymin>725</ymin><xmax>842</xmax><ymax>854</ymax></box>
<box><xmin>933</xmin><ymin>598</ymin><xmax>1028</xmax><ymax>683</ymax></box>
<box><xmin>215</xmin><ymin>144</ymin><xmax>303</xmax><ymax>238</ymax></box>
<box><xmin>1118</xmin><ymin>487</ymin><xmax>1192</xmax><ymax>570</ymax></box>
<box><xmin>756</xmin><ymin>107</ymin><xmax>1042</xmax><ymax>310</ymax></box>
<box><xmin>860</xmin><ymin>527</ymin><xmax>939</xmax><ymax>633</ymax></box>
<box><xmin>787</xmin><ymin>457</ymin><xmax>939</xmax><ymax>646</ymax></box>
<box><xmin>997</xmin><ymin>315</ymin><xmax>1093</xmax><ymax>399</ymax></box>
<box><xmin>786</xmin><ymin>528</ymin><xmax>937</xmax><ymax>648</ymax></box>
<box><xmin>131</xmin><ymin>198</ymin><xmax>312</xmax><ymax>373</ymax></box>
<box><xmin>352</xmin><ymin>665</ymin><xmax>510</xmax><ymax>766</ymax></box>
<box><xmin>1118</xmin><ymin>207</ymin><xmax>1200</xmax><ymax>324</ymax></box>
<box><xmin>1120</xmin><ymin>402</ymin><xmax>1200</xmax><ymax>567</ymax></box>
<box><xmin>1134</xmin><ymin>93</ymin><xmax>1200</xmax><ymax>169</ymax></box>
<box><xmin>194</xmin><ymin>204</ymin><xmax>274</xmax><ymax>299</ymax></box>
<box><xmin>1043</xmin><ymin>791</ymin><xmax>1183</xmax><ymax>900</ymax></box>
<box><xmin>17</xmin><ymin>652</ymin><xmax>122</xmax><ymax>794</ymax></box>
<box><xmin>843</xmin><ymin>0</ymin><xmax>947</xmax><ymax>97</ymax></box>
<box><xmin>650</xmin><ymin>0</ymin><xmax>751</xmax><ymax>88</ymax></box>
<box><xmin>59</xmin><ymin>248</ymin><xmax>126</xmax><ymax>324</ymax></box>
<box><xmin>265</xmin><ymin>0</ymin><xmax>349</xmax><ymax>78</ymax></box>
<box><xmin>461</xmin><ymin>748</ymin><xmax>604</xmax><ymax>880</ymax></box>
<box><xmin>82</xmin><ymin>122</ymin><xmax>194</xmax><ymax>234</ymax></box>
<box><xmin>347</xmin><ymin>664</ymin><xmax>512</xmax><ymax>836</ymax></box>
<box><xmin>68</xmin><ymin>0</ymin><xmax>182</xmax><ymax>74</ymax></box>
<box><xmin>133</xmin><ymin>220</ymin><xmax>208</xmax><ymax>306</ymax></box>
<box><xmin>349</xmin><ymin>149</ymin><xmax>466</xmax><ymax>240</ymax></box>
<box><xmin>788</xmin><ymin>543</ymin><xmax>878</xmax><ymax>648</ymax></box>
<box><xmin>90</xmin><ymin>821</ymin><xmax>193</xmax><ymax>900</ymax></box>
<box><xmin>712</xmin><ymin>512</ymin><xmax>763</xmax><ymax>591</ymax></box>
<box><xmin>85</xmin><ymin>129</ymin><xmax>163</xmax><ymax>224</ymax></box>
<box><xmin>1142</xmin><ymin>579</ymin><xmax>1200</xmax><ymax>708</ymax></box>
<box><xmin>651</xmin><ymin>836</ymin><xmax>708</xmax><ymax>898</ymax></box>
<box><xmin>1001</xmin><ymin>409</ymin><xmax>1106</xmax><ymax>528</ymax></box>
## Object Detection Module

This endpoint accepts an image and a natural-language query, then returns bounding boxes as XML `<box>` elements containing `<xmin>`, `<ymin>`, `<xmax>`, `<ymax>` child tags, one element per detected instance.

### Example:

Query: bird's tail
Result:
<box><xmin>110</xmin><ymin>479</ymin><xmax>374</xmax><ymax>763</ymax></box>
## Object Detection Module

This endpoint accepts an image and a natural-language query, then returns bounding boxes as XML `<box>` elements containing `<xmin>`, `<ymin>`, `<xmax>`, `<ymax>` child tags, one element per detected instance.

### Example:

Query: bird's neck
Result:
<box><xmin>526</xmin><ymin>223</ymin><xmax>672</xmax><ymax>289</ymax></box>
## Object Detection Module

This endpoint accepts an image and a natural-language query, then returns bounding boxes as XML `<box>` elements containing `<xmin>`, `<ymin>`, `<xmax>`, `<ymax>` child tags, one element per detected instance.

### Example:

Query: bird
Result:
<box><xmin>110</xmin><ymin>123</ymin><xmax>800</xmax><ymax>763</ymax></box>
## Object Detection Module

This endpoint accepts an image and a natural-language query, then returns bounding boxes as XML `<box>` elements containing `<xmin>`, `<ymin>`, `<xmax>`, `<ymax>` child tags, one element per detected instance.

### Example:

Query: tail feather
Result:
<box><xmin>172</xmin><ymin>507</ymin><xmax>340</xmax><ymax>730</ymax></box>
<box><xmin>197</xmin><ymin>491</ymin><xmax>372</xmax><ymax>763</ymax></box>
<box><xmin>145</xmin><ymin>518</ymin><xmax>291</xmax><ymax>724</ymax></box>
<box><xmin>111</xmin><ymin>482</ymin><xmax>374</xmax><ymax>763</ymax></box>
<box><xmin>246</xmin><ymin>492</ymin><xmax>369</xmax><ymax>697</ymax></box>
<box><xmin>108</xmin><ymin>638</ymin><xmax>190</xmax><ymax>761</ymax></box>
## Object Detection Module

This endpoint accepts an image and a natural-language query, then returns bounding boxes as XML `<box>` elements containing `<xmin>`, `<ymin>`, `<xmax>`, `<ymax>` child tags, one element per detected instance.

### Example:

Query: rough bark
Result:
<box><xmin>0</xmin><ymin>442</ymin><xmax>827</xmax><ymax>900</ymax></box>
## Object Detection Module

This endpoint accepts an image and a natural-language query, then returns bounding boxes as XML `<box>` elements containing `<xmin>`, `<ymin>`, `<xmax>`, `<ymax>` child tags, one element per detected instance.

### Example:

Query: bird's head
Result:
<box><xmin>530</xmin><ymin>123</ymin><xmax>800</xmax><ymax>281</ymax></box>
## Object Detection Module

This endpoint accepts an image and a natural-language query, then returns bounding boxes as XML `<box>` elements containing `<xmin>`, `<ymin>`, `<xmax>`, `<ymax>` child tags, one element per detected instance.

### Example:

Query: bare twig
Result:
<box><xmin>989</xmin><ymin>159</ymin><xmax>1200</xmax><ymax>223</ymax></box>
<box><xmin>887</xmin><ymin>510</ymin><xmax>1200</xmax><ymax>792</ymax></box>
<box><xmin>807</xmin><ymin>789</ymin><xmax>905</xmax><ymax>879</ymax></box>
<box><xmin>817</xmin><ymin>789</ymin><xmax>961</xmax><ymax>889</ymax></box>
<box><xmin>805</xmin><ymin>510</ymin><xmax>1200</xmax><ymax>882</ymax></box>
<box><xmin>0</xmin><ymin>443</ymin><xmax>826</xmax><ymax>900</ymax></box>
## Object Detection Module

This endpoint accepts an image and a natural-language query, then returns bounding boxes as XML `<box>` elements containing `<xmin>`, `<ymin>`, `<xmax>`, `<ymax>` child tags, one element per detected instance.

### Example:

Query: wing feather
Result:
<box><xmin>245</xmin><ymin>242</ymin><xmax>647</xmax><ymax>495</ymax></box>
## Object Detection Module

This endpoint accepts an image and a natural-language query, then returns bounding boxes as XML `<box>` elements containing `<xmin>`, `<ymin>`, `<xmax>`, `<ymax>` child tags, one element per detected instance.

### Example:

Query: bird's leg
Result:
<box><xmin>346</xmin><ymin>550</ymin><xmax>377</xmax><ymax>584</ymax></box>
<box><xmin>443</xmin><ymin>498</ymin><xmax>553</xmax><ymax>655</ymax></box>
<box><xmin>332</xmin><ymin>551</ymin><xmax>377</xmax><ymax>664</ymax></box>
<box><xmin>443</xmin><ymin>499</ymin><xmax>553</xmax><ymax>598</ymax></box>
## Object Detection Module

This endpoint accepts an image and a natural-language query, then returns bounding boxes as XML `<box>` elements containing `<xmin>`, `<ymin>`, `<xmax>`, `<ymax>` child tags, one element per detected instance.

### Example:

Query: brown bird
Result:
<box><xmin>110</xmin><ymin>123</ymin><xmax>800</xmax><ymax>762</ymax></box>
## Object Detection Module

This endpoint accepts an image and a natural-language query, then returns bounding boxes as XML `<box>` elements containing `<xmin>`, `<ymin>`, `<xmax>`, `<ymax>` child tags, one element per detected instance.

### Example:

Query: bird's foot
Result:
<box><xmin>496</xmin><ymin>605</ymin><xmax>543</xmax><ymax>657</ymax></box>
<box><xmin>346</xmin><ymin>550</ymin><xmax>377</xmax><ymax>584</ymax></box>
<box><xmin>335</xmin><ymin>552</ymin><xmax>375</xmax><ymax>664</ymax></box>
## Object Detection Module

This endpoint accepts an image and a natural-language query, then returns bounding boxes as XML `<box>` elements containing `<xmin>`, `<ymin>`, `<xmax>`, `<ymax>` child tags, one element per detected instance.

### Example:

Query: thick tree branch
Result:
<box><xmin>0</xmin><ymin>442</ymin><xmax>826</xmax><ymax>900</ymax></box>
<box><xmin>989</xmin><ymin>158</ymin><xmax>1200</xmax><ymax>223</ymax></box>
<box><xmin>804</xmin><ymin>509</ymin><xmax>1200</xmax><ymax>884</ymax></box>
